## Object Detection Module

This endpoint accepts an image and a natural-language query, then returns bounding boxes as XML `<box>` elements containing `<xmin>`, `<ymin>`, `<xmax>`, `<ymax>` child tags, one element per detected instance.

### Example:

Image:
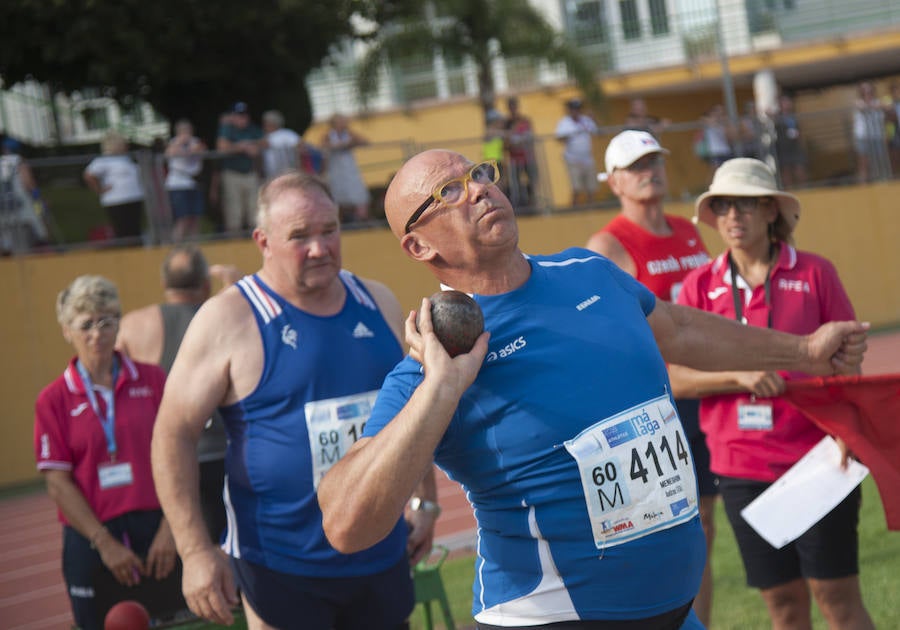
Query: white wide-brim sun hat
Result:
<box><xmin>694</xmin><ymin>158</ymin><xmax>801</xmax><ymax>231</ymax></box>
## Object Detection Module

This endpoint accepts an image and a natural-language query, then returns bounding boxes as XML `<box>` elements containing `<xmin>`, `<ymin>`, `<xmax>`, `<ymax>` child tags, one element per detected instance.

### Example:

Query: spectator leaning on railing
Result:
<box><xmin>83</xmin><ymin>131</ymin><xmax>145</xmax><ymax>241</ymax></box>
<box><xmin>216</xmin><ymin>102</ymin><xmax>263</xmax><ymax>233</ymax></box>
<box><xmin>164</xmin><ymin>120</ymin><xmax>207</xmax><ymax>242</ymax></box>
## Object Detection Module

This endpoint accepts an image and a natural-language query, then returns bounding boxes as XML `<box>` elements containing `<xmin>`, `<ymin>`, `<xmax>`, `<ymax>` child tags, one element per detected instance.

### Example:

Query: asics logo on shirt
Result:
<box><xmin>707</xmin><ymin>287</ymin><xmax>729</xmax><ymax>300</ymax></box>
<box><xmin>576</xmin><ymin>295</ymin><xmax>601</xmax><ymax>311</ymax></box>
<box><xmin>486</xmin><ymin>336</ymin><xmax>527</xmax><ymax>362</ymax></box>
<box><xmin>352</xmin><ymin>322</ymin><xmax>374</xmax><ymax>338</ymax></box>
<box><xmin>70</xmin><ymin>402</ymin><xmax>89</xmax><ymax>416</ymax></box>
<box><xmin>281</xmin><ymin>325</ymin><xmax>298</xmax><ymax>349</ymax></box>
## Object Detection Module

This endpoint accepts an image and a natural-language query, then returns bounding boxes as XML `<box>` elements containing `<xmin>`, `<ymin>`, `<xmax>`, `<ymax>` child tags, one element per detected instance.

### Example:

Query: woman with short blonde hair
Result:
<box><xmin>35</xmin><ymin>275</ymin><xmax>184</xmax><ymax>629</ymax></box>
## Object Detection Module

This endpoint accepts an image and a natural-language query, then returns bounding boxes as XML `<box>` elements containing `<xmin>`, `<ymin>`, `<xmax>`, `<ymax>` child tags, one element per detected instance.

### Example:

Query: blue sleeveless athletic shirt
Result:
<box><xmin>221</xmin><ymin>271</ymin><xmax>407</xmax><ymax>577</ymax></box>
<box><xmin>366</xmin><ymin>249</ymin><xmax>706</xmax><ymax>624</ymax></box>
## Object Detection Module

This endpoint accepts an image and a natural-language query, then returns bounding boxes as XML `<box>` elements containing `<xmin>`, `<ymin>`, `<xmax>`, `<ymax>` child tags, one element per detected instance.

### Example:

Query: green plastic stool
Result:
<box><xmin>414</xmin><ymin>545</ymin><xmax>456</xmax><ymax>630</ymax></box>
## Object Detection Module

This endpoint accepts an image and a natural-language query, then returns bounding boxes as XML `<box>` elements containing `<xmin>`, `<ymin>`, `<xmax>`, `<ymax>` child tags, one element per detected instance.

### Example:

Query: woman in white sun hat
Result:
<box><xmin>669</xmin><ymin>158</ymin><xmax>874</xmax><ymax>630</ymax></box>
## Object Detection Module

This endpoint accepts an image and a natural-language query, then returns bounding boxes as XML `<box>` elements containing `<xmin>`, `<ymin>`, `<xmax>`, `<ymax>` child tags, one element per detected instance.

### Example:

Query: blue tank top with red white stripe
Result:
<box><xmin>220</xmin><ymin>271</ymin><xmax>406</xmax><ymax>576</ymax></box>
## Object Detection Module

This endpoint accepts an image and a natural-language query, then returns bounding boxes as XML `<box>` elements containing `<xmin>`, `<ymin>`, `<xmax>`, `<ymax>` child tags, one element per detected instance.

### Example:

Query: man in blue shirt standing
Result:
<box><xmin>216</xmin><ymin>102</ymin><xmax>264</xmax><ymax>233</ymax></box>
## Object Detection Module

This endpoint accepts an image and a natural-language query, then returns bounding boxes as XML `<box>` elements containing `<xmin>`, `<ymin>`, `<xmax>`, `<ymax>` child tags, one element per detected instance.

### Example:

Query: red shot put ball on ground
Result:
<box><xmin>424</xmin><ymin>290</ymin><xmax>485</xmax><ymax>357</ymax></box>
<box><xmin>104</xmin><ymin>600</ymin><xmax>150</xmax><ymax>630</ymax></box>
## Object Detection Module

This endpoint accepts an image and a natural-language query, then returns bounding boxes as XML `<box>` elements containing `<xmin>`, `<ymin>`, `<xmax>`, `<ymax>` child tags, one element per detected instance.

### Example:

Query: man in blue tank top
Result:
<box><xmin>152</xmin><ymin>172</ymin><xmax>438</xmax><ymax>629</ymax></box>
<box><xmin>317</xmin><ymin>150</ymin><xmax>868</xmax><ymax>629</ymax></box>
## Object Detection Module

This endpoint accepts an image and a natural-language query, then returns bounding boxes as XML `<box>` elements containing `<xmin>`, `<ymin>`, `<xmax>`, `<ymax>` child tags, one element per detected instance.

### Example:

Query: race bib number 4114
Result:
<box><xmin>305</xmin><ymin>391</ymin><xmax>378</xmax><ymax>490</ymax></box>
<box><xmin>564</xmin><ymin>394</ymin><xmax>698</xmax><ymax>549</ymax></box>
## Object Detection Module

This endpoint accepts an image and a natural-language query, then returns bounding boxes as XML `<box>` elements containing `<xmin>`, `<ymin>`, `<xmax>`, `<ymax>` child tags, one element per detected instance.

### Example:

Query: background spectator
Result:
<box><xmin>555</xmin><ymin>97</ymin><xmax>600</xmax><ymax>206</ymax></box>
<box><xmin>737</xmin><ymin>101</ymin><xmax>764</xmax><ymax>160</ymax></box>
<box><xmin>504</xmin><ymin>96</ymin><xmax>539</xmax><ymax>209</ymax></box>
<box><xmin>482</xmin><ymin>108</ymin><xmax>508</xmax><ymax>197</ymax></box>
<box><xmin>886</xmin><ymin>81</ymin><xmax>900</xmax><ymax>176</ymax></box>
<box><xmin>1</xmin><ymin>135</ymin><xmax>50</xmax><ymax>254</ymax></box>
<box><xmin>852</xmin><ymin>81</ymin><xmax>890</xmax><ymax>183</ymax></box>
<box><xmin>694</xmin><ymin>105</ymin><xmax>736</xmax><ymax>181</ymax></box>
<box><xmin>624</xmin><ymin>97</ymin><xmax>670</xmax><ymax>138</ymax></box>
<box><xmin>261</xmin><ymin>109</ymin><xmax>302</xmax><ymax>181</ymax></box>
<box><xmin>321</xmin><ymin>113</ymin><xmax>371</xmax><ymax>222</ymax></box>
<box><xmin>35</xmin><ymin>275</ymin><xmax>184</xmax><ymax>630</ymax></box>
<box><xmin>298</xmin><ymin>139</ymin><xmax>326</xmax><ymax>176</ymax></box>
<box><xmin>117</xmin><ymin>247</ymin><xmax>237</xmax><ymax>545</ymax></box>
<box><xmin>164</xmin><ymin>120</ymin><xmax>207</xmax><ymax>242</ymax></box>
<box><xmin>772</xmin><ymin>95</ymin><xmax>808</xmax><ymax>189</ymax></box>
<box><xmin>83</xmin><ymin>131</ymin><xmax>145</xmax><ymax>242</ymax></box>
<box><xmin>215</xmin><ymin>102</ymin><xmax>263</xmax><ymax>233</ymax></box>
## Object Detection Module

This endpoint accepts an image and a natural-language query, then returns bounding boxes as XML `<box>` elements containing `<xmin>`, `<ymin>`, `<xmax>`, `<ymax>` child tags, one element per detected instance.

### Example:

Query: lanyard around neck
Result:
<box><xmin>728</xmin><ymin>252</ymin><xmax>773</xmax><ymax>329</ymax></box>
<box><xmin>76</xmin><ymin>357</ymin><xmax>120</xmax><ymax>458</ymax></box>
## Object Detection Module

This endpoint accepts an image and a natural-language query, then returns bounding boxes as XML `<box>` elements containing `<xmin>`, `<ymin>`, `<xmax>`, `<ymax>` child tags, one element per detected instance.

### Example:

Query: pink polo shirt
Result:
<box><xmin>34</xmin><ymin>353</ymin><xmax>166</xmax><ymax>524</ymax></box>
<box><xmin>677</xmin><ymin>245</ymin><xmax>855</xmax><ymax>481</ymax></box>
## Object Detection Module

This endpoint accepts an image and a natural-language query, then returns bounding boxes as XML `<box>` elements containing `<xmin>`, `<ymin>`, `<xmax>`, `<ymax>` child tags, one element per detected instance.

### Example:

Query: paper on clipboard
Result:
<box><xmin>740</xmin><ymin>436</ymin><xmax>869</xmax><ymax>549</ymax></box>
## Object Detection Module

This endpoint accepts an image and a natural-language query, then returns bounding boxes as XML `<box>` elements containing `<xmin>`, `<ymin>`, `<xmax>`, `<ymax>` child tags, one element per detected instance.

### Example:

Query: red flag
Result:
<box><xmin>783</xmin><ymin>374</ymin><xmax>900</xmax><ymax>531</ymax></box>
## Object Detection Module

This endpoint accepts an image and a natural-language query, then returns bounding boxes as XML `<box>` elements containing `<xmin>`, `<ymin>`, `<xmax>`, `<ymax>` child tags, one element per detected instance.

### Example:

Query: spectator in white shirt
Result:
<box><xmin>164</xmin><ymin>120</ymin><xmax>207</xmax><ymax>242</ymax></box>
<box><xmin>555</xmin><ymin>98</ymin><xmax>600</xmax><ymax>207</ymax></box>
<box><xmin>261</xmin><ymin>110</ymin><xmax>302</xmax><ymax>181</ymax></box>
<box><xmin>83</xmin><ymin>132</ymin><xmax>145</xmax><ymax>241</ymax></box>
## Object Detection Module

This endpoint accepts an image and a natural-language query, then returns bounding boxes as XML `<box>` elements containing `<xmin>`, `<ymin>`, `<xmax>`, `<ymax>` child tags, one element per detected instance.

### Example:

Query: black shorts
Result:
<box><xmin>476</xmin><ymin>600</ymin><xmax>693</xmax><ymax>630</ymax></box>
<box><xmin>232</xmin><ymin>555</ymin><xmax>413</xmax><ymax>630</ymax></box>
<box><xmin>62</xmin><ymin>510</ymin><xmax>185</xmax><ymax>630</ymax></box>
<box><xmin>675</xmin><ymin>398</ymin><xmax>718</xmax><ymax>497</ymax></box>
<box><xmin>719</xmin><ymin>476</ymin><xmax>862</xmax><ymax>589</ymax></box>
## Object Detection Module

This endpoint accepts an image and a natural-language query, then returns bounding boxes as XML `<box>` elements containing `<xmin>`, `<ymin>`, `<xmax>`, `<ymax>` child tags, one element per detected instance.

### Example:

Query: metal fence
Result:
<box><xmin>2</xmin><ymin>104</ymin><xmax>896</xmax><ymax>256</ymax></box>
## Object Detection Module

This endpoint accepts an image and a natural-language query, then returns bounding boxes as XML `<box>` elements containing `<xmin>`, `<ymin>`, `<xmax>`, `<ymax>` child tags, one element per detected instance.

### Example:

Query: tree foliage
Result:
<box><xmin>356</xmin><ymin>0</ymin><xmax>604</xmax><ymax>116</ymax></box>
<box><xmin>0</xmin><ymin>0</ymin><xmax>392</xmax><ymax>144</ymax></box>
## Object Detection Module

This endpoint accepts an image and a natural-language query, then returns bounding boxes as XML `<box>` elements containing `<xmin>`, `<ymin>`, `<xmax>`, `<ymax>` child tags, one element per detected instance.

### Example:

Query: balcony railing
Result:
<box><xmin>2</xmin><ymin>104</ymin><xmax>896</xmax><ymax>257</ymax></box>
<box><xmin>305</xmin><ymin>0</ymin><xmax>900</xmax><ymax>119</ymax></box>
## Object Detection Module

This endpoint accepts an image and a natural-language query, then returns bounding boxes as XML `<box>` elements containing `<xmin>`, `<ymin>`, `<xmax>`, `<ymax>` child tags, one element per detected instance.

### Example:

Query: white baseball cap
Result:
<box><xmin>603</xmin><ymin>130</ymin><xmax>669</xmax><ymax>176</ymax></box>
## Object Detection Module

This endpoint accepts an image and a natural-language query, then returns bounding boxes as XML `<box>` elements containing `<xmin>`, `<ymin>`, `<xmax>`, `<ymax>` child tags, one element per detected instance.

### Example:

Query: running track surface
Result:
<box><xmin>3</xmin><ymin>331</ymin><xmax>897</xmax><ymax>629</ymax></box>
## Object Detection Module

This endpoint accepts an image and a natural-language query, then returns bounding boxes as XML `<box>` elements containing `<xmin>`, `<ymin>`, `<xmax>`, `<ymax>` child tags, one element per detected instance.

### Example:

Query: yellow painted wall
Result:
<box><xmin>3</xmin><ymin>181</ymin><xmax>899</xmax><ymax>487</ymax></box>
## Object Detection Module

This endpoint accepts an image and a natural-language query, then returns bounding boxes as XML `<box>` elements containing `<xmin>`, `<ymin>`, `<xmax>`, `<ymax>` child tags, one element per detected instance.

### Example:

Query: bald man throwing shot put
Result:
<box><xmin>318</xmin><ymin>150</ymin><xmax>868</xmax><ymax>629</ymax></box>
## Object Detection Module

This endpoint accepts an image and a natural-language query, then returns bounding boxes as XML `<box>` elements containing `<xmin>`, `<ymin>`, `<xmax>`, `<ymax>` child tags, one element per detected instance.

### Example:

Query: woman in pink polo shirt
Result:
<box><xmin>669</xmin><ymin>159</ymin><xmax>874</xmax><ymax>629</ymax></box>
<box><xmin>34</xmin><ymin>275</ymin><xmax>183</xmax><ymax>630</ymax></box>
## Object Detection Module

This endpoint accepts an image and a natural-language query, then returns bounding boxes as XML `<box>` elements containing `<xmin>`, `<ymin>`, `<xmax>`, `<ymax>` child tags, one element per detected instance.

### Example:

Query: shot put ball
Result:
<box><xmin>424</xmin><ymin>290</ymin><xmax>484</xmax><ymax>357</ymax></box>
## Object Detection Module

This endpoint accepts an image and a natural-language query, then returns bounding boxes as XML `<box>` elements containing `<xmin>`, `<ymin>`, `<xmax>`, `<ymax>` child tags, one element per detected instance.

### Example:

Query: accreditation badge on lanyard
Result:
<box><xmin>729</xmin><ymin>253</ymin><xmax>775</xmax><ymax>432</ymax></box>
<box><xmin>738</xmin><ymin>396</ymin><xmax>774</xmax><ymax>431</ymax></box>
<box><xmin>77</xmin><ymin>359</ymin><xmax>134</xmax><ymax>490</ymax></box>
<box><xmin>564</xmin><ymin>393</ymin><xmax>699</xmax><ymax>549</ymax></box>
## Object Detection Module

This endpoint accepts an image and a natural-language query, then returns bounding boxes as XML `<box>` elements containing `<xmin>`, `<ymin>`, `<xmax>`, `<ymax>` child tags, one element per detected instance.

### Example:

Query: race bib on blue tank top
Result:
<box><xmin>565</xmin><ymin>394</ymin><xmax>699</xmax><ymax>549</ymax></box>
<box><xmin>305</xmin><ymin>391</ymin><xmax>378</xmax><ymax>490</ymax></box>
